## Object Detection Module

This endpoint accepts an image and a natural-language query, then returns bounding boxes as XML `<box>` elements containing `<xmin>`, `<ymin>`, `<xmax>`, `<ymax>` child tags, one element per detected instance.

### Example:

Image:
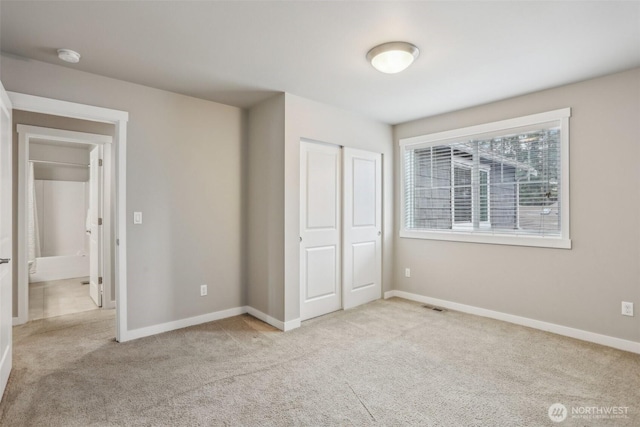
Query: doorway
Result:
<box><xmin>5</xmin><ymin>90</ymin><xmax>129</xmax><ymax>344</ymax></box>
<box><xmin>299</xmin><ymin>140</ymin><xmax>382</xmax><ymax>321</ymax></box>
<box><xmin>17</xmin><ymin>125</ymin><xmax>111</xmax><ymax>322</ymax></box>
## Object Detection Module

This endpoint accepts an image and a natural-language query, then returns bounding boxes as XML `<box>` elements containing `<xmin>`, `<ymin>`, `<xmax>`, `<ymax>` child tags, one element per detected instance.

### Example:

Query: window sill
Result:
<box><xmin>399</xmin><ymin>229</ymin><xmax>571</xmax><ymax>249</ymax></box>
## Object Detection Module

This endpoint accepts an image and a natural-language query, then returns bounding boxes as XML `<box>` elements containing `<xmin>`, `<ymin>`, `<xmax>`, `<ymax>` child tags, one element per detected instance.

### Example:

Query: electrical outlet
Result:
<box><xmin>622</xmin><ymin>301</ymin><xmax>634</xmax><ymax>317</ymax></box>
<box><xmin>200</xmin><ymin>284</ymin><xmax>208</xmax><ymax>297</ymax></box>
<box><xmin>405</xmin><ymin>268</ymin><xmax>411</xmax><ymax>278</ymax></box>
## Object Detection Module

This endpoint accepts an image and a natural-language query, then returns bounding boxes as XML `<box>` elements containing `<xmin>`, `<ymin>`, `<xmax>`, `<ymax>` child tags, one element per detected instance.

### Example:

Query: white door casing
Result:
<box><xmin>0</xmin><ymin>82</ymin><xmax>13</xmax><ymax>399</ymax></box>
<box><xmin>343</xmin><ymin>148</ymin><xmax>382</xmax><ymax>309</ymax></box>
<box><xmin>89</xmin><ymin>146</ymin><xmax>102</xmax><ymax>307</ymax></box>
<box><xmin>300</xmin><ymin>141</ymin><xmax>342</xmax><ymax>321</ymax></box>
<box><xmin>9</xmin><ymin>92</ymin><xmax>128</xmax><ymax>342</ymax></box>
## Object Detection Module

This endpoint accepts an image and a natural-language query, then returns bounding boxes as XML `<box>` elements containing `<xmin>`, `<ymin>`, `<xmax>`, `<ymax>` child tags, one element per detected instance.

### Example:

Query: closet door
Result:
<box><xmin>300</xmin><ymin>141</ymin><xmax>342</xmax><ymax>321</ymax></box>
<box><xmin>343</xmin><ymin>148</ymin><xmax>382</xmax><ymax>309</ymax></box>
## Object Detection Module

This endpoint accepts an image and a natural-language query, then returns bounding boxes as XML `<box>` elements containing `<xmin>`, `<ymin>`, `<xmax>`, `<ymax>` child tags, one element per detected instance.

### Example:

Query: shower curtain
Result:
<box><xmin>27</xmin><ymin>162</ymin><xmax>41</xmax><ymax>274</ymax></box>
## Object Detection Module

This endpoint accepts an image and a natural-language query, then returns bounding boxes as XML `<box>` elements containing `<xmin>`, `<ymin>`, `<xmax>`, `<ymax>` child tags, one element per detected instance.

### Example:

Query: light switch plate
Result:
<box><xmin>133</xmin><ymin>212</ymin><xmax>142</xmax><ymax>224</ymax></box>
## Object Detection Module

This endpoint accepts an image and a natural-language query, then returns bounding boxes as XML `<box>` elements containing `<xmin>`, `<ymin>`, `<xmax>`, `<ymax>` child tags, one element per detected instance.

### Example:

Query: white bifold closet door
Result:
<box><xmin>300</xmin><ymin>141</ymin><xmax>382</xmax><ymax>321</ymax></box>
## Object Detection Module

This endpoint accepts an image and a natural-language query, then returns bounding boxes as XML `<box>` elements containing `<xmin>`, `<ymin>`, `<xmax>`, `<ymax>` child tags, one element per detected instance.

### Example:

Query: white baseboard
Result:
<box><xmin>120</xmin><ymin>306</ymin><xmax>247</xmax><ymax>342</ymax></box>
<box><xmin>385</xmin><ymin>290</ymin><xmax>640</xmax><ymax>354</ymax></box>
<box><xmin>12</xmin><ymin>299</ymin><xmax>296</xmax><ymax>342</ymax></box>
<box><xmin>284</xmin><ymin>318</ymin><xmax>301</xmax><ymax>331</ymax></box>
<box><xmin>246</xmin><ymin>306</ymin><xmax>283</xmax><ymax>330</ymax></box>
<box><xmin>119</xmin><ymin>305</ymin><xmax>299</xmax><ymax>342</ymax></box>
<box><xmin>246</xmin><ymin>306</ymin><xmax>301</xmax><ymax>332</ymax></box>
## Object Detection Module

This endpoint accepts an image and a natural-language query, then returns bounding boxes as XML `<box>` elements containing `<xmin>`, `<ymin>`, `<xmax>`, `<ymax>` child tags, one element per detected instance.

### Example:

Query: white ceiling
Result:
<box><xmin>1</xmin><ymin>1</ymin><xmax>639</xmax><ymax>124</ymax></box>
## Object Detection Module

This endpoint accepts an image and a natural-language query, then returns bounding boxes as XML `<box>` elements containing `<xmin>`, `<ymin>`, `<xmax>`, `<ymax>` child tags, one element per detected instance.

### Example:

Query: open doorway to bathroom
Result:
<box><xmin>14</xmin><ymin>111</ymin><xmax>115</xmax><ymax>324</ymax></box>
<box><xmin>28</xmin><ymin>140</ymin><xmax>100</xmax><ymax>319</ymax></box>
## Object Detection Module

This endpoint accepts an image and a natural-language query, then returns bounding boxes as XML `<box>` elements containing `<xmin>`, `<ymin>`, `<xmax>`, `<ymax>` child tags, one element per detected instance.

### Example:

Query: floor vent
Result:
<box><xmin>423</xmin><ymin>304</ymin><xmax>446</xmax><ymax>312</ymax></box>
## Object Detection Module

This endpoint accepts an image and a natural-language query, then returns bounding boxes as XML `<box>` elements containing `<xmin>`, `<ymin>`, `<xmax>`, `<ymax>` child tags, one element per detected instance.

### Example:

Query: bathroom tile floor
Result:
<box><xmin>29</xmin><ymin>277</ymin><xmax>98</xmax><ymax>320</ymax></box>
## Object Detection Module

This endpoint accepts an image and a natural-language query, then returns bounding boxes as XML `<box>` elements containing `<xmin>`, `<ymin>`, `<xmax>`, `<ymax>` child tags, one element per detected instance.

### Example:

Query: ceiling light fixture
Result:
<box><xmin>57</xmin><ymin>48</ymin><xmax>81</xmax><ymax>64</ymax></box>
<box><xmin>366</xmin><ymin>42</ymin><xmax>419</xmax><ymax>74</ymax></box>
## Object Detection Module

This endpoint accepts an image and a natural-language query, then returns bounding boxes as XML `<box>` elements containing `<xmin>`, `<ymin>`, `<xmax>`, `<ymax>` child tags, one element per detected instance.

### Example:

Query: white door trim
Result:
<box><xmin>17</xmin><ymin>125</ymin><xmax>112</xmax><ymax>322</ymax></box>
<box><xmin>9</xmin><ymin>91</ymin><xmax>129</xmax><ymax>342</ymax></box>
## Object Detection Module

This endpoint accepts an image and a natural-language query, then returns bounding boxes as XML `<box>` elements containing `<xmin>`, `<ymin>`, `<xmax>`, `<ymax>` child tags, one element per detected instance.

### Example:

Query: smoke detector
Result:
<box><xmin>57</xmin><ymin>49</ymin><xmax>81</xmax><ymax>64</ymax></box>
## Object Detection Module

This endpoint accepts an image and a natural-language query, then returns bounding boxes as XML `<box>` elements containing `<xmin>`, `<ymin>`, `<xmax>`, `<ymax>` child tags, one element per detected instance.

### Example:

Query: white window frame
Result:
<box><xmin>399</xmin><ymin>108</ymin><xmax>571</xmax><ymax>249</ymax></box>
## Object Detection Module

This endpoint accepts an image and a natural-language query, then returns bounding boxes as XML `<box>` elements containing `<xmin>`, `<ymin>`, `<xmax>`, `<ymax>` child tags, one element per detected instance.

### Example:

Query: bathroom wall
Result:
<box><xmin>30</xmin><ymin>142</ymin><xmax>90</xmax><ymax>182</ymax></box>
<box><xmin>34</xmin><ymin>180</ymin><xmax>87</xmax><ymax>257</ymax></box>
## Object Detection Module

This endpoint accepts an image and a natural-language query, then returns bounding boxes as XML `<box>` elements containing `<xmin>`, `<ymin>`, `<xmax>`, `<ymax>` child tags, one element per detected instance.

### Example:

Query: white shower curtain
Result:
<box><xmin>27</xmin><ymin>162</ymin><xmax>41</xmax><ymax>274</ymax></box>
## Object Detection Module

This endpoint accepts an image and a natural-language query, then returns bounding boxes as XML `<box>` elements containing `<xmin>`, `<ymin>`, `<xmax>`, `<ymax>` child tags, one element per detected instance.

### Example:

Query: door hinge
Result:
<box><xmin>98</xmin><ymin>276</ymin><xmax>103</xmax><ymax>285</ymax></box>
<box><xmin>98</xmin><ymin>218</ymin><xmax>103</xmax><ymax>225</ymax></box>
<box><xmin>99</xmin><ymin>159</ymin><xmax>103</xmax><ymax>167</ymax></box>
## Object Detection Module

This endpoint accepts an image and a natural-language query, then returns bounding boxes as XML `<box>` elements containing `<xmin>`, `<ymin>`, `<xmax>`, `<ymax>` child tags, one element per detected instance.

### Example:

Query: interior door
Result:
<box><xmin>0</xmin><ymin>82</ymin><xmax>13</xmax><ymax>400</ymax></box>
<box><xmin>300</xmin><ymin>141</ymin><xmax>342</xmax><ymax>321</ymax></box>
<box><xmin>343</xmin><ymin>148</ymin><xmax>382</xmax><ymax>309</ymax></box>
<box><xmin>89</xmin><ymin>145</ymin><xmax>102</xmax><ymax>307</ymax></box>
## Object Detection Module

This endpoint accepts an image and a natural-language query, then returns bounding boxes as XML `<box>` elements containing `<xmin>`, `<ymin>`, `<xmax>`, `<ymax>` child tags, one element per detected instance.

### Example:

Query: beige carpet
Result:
<box><xmin>1</xmin><ymin>298</ymin><xmax>638</xmax><ymax>426</ymax></box>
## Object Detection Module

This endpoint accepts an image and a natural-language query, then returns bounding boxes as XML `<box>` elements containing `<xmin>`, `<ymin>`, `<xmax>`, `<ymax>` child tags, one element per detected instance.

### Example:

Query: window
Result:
<box><xmin>400</xmin><ymin>108</ymin><xmax>571</xmax><ymax>248</ymax></box>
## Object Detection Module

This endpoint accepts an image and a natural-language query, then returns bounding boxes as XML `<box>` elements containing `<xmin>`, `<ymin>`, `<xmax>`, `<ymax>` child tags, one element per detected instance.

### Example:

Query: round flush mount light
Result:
<box><xmin>57</xmin><ymin>48</ymin><xmax>81</xmax><ymax>63</ymax></box>
<box><xmin>366</xmin><ymin>42</ymin><xmax>419</xmax><ymax>74</ymax></box>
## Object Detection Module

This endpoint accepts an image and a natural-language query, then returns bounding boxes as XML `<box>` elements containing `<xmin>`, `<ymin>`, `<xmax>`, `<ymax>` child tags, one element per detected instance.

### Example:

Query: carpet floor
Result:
<box><xmin>0</xmin><ymin>297</ymin><xmax>638</xmax><ymax>426</ymax></box>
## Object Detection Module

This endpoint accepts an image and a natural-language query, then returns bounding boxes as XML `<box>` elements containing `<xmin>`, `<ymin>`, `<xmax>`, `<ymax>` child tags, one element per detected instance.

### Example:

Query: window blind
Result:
<box><xmin>404</xmin><ymin>123</ymin><xmax>562</xmax><ymax>237</ymax></box>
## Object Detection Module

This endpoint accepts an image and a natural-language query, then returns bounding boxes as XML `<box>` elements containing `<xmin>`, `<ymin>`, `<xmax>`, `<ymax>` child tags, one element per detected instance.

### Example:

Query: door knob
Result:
<box><xmin>377</xmin><ymin>231</ymin><xmax>381</xmax><ymax>236</ymax></box>
<box><xmin>0</xmin><ymin>258</ymin><xmax>10</xmax><ymax>264</ymax></box>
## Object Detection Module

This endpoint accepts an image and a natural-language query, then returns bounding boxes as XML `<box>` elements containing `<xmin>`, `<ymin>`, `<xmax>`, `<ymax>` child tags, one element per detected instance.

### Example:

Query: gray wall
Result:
<box><xmin>4</xmin><ymin>53</ymin><xmax>637</xmax><ymax>345</ymax></box>
<box><xmin>246</xmin><ymin>94</ymin><xmax>285</xmax><ymax>319</ymax></box>
<box><xmin>394</xmin><ymin>68</ymin><xmax>640</xmax><ymax>343</ymax></box>
<box><xmin>247</xmin><ymin>93</ymin><xmax>393</xmax><ymax>324</ymax></box>
<box><xmin>2</xmin><ymin>55</ymin><xmax>245</xmax><ymax>330</ymax></box>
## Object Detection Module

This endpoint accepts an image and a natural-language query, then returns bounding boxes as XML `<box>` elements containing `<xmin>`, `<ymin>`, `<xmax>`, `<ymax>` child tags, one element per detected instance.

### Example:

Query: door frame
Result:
<box><xmin>9</xmin><ymin>92</ymin><xmax>129</xmax><ymax>342</ymax></box>
<box><xmin>17</xmin><ymin>125</ymin><xmax>111</xmax><ymax>320</ymax></box>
